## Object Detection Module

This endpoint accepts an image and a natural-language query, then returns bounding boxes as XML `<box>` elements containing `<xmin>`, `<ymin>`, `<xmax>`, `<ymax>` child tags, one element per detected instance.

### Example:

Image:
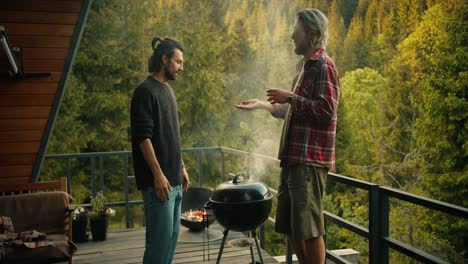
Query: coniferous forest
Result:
<box><xmin>41</xmin><ymin>0</ymin><xmax>467</xmax><ymax>263</ymax></box>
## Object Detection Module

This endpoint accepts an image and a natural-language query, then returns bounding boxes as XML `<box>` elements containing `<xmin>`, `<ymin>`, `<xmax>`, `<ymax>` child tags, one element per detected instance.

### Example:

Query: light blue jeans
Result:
<box><xmin>142</xmin><ymin>185</ymin><xmax>183</xmax><ymax>264</ymax></box>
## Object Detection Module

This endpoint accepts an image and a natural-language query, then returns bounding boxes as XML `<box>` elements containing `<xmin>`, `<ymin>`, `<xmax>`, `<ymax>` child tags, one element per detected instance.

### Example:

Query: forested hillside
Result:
<box><xmin>41</xmin><ymin>0</ymin><xmax>467</xmax><ymax>263</ymax></box>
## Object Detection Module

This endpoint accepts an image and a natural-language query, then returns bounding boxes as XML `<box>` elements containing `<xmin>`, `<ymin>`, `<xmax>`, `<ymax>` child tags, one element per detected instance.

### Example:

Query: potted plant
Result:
<box><xmin>71</xmin><ymin>206</ymin><xmax>88</xmax><ymax>243</ymax></box>
<box><xmin>89</xmin><ymin>191</ymin><xmax>116</xmax><ymax>241</ymax></box>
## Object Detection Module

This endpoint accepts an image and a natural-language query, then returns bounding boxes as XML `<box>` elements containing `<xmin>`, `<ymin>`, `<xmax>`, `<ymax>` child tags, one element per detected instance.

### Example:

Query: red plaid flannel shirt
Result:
<box><xmin>273</xmin><ymin>49</ymin><xmax>340</xmax><ymax>171</ymax></box>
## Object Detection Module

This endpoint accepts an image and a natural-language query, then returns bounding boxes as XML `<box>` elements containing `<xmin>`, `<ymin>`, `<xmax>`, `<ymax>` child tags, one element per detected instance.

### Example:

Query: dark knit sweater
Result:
<box><xmin>130</xmin><ymin>76</ymin><xmax>183</xmax><ymax>189</ymax></box>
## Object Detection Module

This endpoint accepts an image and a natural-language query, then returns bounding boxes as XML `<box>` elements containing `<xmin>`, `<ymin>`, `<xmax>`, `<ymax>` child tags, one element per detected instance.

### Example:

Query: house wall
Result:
<box><xmin>0</xmin><ymin>0</ymin><xmax>89</xmax><ymax>184</ymax></box>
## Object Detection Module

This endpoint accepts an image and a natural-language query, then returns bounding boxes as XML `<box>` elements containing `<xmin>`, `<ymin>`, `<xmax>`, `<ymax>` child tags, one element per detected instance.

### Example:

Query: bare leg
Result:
<box><xmin>288</xmin><ymin>234</ymin><xmax>325</xmax><ymax>264</ymax></box>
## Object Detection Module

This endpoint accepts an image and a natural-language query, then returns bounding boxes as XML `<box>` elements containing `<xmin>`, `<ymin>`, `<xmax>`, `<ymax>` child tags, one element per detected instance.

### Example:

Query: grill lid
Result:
<box><xmin>210</xmin><ymin>174</ymin><xmax>272</xmax><ymax>203</ymax></box>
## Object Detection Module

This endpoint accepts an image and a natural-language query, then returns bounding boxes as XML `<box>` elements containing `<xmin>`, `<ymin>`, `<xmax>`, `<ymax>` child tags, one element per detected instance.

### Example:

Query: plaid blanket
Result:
<box><xmin>0</xmin><ymin>215</ymin><xmax>55</xmax><ymax>250</ymax></box>
<box><xmin>0</xmin><ymin>229</ymin><xmax>51</xmax><ymax>261</ymax></box>
<box><xmin>0</xmin><ymin>216</ymin><xmax>15</xmax><ymax>260</ymax></box>
<box><xmin>0</xmin><ymin>230</ymin><xmax>49</xmax><ymax>246</ymax></box>
<box><xmin>0</xmin><ymin>216</ymin><xmax>14</xmax><ymax>233</ymax></box>
<box><xmin>2</xmin><ymin>229</ymin><xmax>46</xmax><ymax>242</ymax></box>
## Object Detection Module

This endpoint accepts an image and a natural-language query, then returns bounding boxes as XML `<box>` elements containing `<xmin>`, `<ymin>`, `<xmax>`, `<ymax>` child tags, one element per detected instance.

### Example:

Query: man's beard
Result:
<box><xmin>164</xmin><ymin>66</ymin><xmax>176</xmax><ymax>80</ymax></box>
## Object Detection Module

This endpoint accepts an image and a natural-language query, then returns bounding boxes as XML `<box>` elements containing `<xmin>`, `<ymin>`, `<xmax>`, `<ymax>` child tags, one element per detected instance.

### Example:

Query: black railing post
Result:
<box><xmin>124</xmin><ymin>154</ymin><xmax>130</xmax><ymax>228</ymax></box>
<box><xmin>369</xmin><ymin>184</ymin><xmax>379</xmax><ymax>264</ymax></box>
<box><xmin>369</xmin><ymin>184</ymin><xmax>388</xmax><ymax>264</ymax></box>
<box><xmin>380</xmin><ymin>189</ymin><xmax>390</xmax><ymax>263</ymax></box>
<box><xmin>90</xmin><ymin>157</ymin><xmax>96</xmax><ymax>194</ymax></box>
<box><xmin>99</xmin><ymin>156</ymin><xmax>104</xmax><ymax>194</ymax></box>
<box><xmin>66</xmin><ymin>158</ymin><xmax>71</xmax><ymax>193</ymax></box>
<box><xmin>198</xmin><ymin>151</ymin><xmax>203</xmax><ymax>187</ymax></box>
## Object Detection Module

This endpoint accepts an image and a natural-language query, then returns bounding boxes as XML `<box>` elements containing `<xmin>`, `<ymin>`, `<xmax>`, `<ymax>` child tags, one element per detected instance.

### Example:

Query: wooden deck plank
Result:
<box><xmin>66</xmin><ymin>225</ymin><xmax>279</xmax><ymax>264</ymax></box>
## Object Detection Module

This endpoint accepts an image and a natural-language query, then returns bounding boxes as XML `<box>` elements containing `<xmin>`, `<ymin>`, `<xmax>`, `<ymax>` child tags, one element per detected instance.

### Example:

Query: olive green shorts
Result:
<box><xmin>275</xmin><ymin>164</ymin><xmax>327</xmax><ymax>240</ymax></box>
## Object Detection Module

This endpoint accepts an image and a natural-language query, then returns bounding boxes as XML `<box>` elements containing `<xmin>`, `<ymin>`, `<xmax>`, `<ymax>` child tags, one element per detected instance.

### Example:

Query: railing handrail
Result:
<box><xmin>45</xmin><ymin>147</ymin><xmax>226</xmax><ymax>159</ymax></box>
<box><xmin>45</xmin><ymin>151</ymin><xmax>131</xmax><ymax>159</ymax></box>
<box><xmin>44</xmin><ymin>148</ymin><xmax>467</xmax><ymax>264</ymax></box>
<box><xmin>220</xmin><ymin>147</ymin><xmax>281</xmax><ymax>162</ymax></box>
<box><xmin>380</xmin><ymin>186</ymin><xmax>468</xmax><ymax>218</ymax></box>
<box><xmin>328</xmin><ymin>172</ymin><xmax>377</xmax><ymax>191</ymax></box>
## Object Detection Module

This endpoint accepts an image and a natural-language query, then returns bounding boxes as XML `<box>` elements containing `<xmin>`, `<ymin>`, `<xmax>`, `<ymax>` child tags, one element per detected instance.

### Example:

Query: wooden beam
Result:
<box><xmin>0</xmin><ymin>177</ymin><xmax>67</xmax><ymax>192</ymax></box>
<box><xmin>2</xmin><ymin>0</ymin><xmax>83</xmax><ymax>13</ymax></box>
<box><xmin>0</xmin><ymin>82</ymin><xmax>58</xmax><ymax>95</ymax></box>
<box><xmin>0</xmin><ymin>48</ymin><xmax>69</xmax><ymax>60</ymax></box>
<box><xmin>9</xmin><ymin>35</ymin><xmax>72</xmax><ymax>48</ymax></box>
<box><xmin>3</xmin><ymin>23</ymin><xmax>75</xmax><ymax>37</ymax></box>
<box><xmin>0</xmin><ymin>107</ymin><xmax>51</xmax><ymax>119</ymax></box>
<box><xmin>0</xmin><ymin>59</ymin><xmax>64</xmax><ymax>72</ymax></box>
<box><xmin>0</xmin><ymin>48</ymin><xmax>68</xmax><ymax>61</ymax></box>
<box><xmin>32</xmin><ymin>0</ymin><xmax>93</xmax><ymax>182</ymax></box>
<box><xmin>0</xmin><ymin>154</ymin><xmax>36</xmax><ymax>166</ymax></box>
<box><xmin>0</xmin><ymin>95</ymin><xmax>55</xmax><ymax>106</ymax></box>
<box><xmin>0</xmin><ymin>177</ymin><xmax>29</xmax><ymax>185</ymax></box>
<box><xmin>0</xmin><ymin>165</ymin><xmax>32</xmax><ymax>177</ymax></box>
<box><xmin>0</xmin><ymin>119</ymin><xmax>47</xmax><ymax>131</ymax></box>
<box><xmin>0</xmin><ymin>130</ymin><xmax>43</xmax><ymax>143</ymax></box>
<box><xmin>0</xmin><ymin>11</ymin><xmax>79</xmax><ymax>25</ymax></box>
<box><xmin>0</xmin><ymin>142</ymin><xmax>41</xmax><ymax>154</ymax></box>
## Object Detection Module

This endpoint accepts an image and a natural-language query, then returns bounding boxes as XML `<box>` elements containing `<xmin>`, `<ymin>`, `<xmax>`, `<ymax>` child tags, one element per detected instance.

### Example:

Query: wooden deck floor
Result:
<box><xmin>64</xmin><ymin>225</ymin><xmax>280</xmax><ymax>264</ymax></box>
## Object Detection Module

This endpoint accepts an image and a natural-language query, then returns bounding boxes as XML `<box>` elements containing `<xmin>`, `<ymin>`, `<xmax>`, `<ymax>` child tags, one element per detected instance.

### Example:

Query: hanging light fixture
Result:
<box><xmin>0</xmin><ymin>24</ymin><xmax>20</xmax><ymax>76</ymax></box>
<box><xmin>1</xmin><ymin>25</ymin><xmax>50</xmax><ymax>79</ymax></box>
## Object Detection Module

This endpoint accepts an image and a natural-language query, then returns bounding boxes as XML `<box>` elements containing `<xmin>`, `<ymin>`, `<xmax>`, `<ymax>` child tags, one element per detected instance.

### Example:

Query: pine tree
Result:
<box><xmin>342</xmin><ymin>16</ymin><xmax>367</xmax><ymax>73</ymax></box>
<box><xmin>327</xmin><ymin>0</ymin><xmax>346</xmax><ymax>70</ymax></box>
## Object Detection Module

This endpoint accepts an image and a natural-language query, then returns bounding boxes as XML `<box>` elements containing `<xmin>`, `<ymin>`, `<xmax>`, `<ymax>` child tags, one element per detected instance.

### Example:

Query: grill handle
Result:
<box><xmin>204</xmin><ymin>200</ymin><xmax>213</xmax><ymax>209</ymax></box>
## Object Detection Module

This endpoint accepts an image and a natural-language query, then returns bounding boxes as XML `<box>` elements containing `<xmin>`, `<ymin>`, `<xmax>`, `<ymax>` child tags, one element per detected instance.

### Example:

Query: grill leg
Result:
<box><xmin>249</xmin><ymin>232</ymin><xmax>256</xmax><ymax>264</ymax></box>
<box><xmin>252</xmin><ymin>230</ymin><xmax>264</xmax><ymax>264</ymax></box>
<box><xmin>216</xmin><ymin>229</ymin><xmax>229</xmax><ymax>264</ymax></box>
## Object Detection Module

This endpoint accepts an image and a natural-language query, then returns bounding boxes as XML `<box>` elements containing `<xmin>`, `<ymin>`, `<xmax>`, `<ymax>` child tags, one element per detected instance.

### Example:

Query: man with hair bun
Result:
<box><xmin>130</xmin><ymin>37</ymin><xmax>190</xmax><ymax>264</ymax></box>
<box><xmin>236</xmin><ymin>8</ymin><xmax>340</xmax><ymax>264</ymax></box>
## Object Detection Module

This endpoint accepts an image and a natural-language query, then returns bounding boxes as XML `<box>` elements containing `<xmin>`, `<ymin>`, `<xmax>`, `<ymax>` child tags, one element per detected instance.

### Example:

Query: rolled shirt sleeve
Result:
<box><xmin>271</xmin><ymin>103</ymin><xmax>289</xmax><ymax>119</ymax></box>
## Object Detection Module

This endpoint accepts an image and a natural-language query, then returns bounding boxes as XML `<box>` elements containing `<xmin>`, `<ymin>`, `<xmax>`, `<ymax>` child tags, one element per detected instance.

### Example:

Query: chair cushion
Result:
<box><xmin>0</xmin><ymin>191</ymin><xmax>72</xmax><ymax>234</ymax></box>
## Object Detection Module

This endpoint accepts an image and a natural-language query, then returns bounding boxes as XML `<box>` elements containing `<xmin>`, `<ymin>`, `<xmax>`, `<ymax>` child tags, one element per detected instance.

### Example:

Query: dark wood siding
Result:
<box><xmin>0</xmin><ymin>0</ymin><xmax>88</xmax><ymax>184</ymax></box>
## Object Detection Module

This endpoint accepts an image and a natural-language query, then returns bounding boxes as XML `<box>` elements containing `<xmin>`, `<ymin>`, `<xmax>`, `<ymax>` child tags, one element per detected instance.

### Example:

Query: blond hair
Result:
<box><xmin>296</xmin><ymin>9</ymin><xmax>328</xmax><ymax>49</ymax></box>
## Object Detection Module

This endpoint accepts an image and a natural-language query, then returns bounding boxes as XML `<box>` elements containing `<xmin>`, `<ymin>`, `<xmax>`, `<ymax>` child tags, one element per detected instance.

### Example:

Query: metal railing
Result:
<box><xmin>44</xmin><ymin>147</ymin><xmax>468</xmax><ymax>264</ymax></box>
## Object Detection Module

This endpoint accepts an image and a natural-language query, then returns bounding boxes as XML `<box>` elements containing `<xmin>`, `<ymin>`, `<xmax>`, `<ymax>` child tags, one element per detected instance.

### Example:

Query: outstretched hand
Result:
<box><xmin>235</xmin><ymin>99</ymin><xmax>265</xmax><ymax>111</ymax></box>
